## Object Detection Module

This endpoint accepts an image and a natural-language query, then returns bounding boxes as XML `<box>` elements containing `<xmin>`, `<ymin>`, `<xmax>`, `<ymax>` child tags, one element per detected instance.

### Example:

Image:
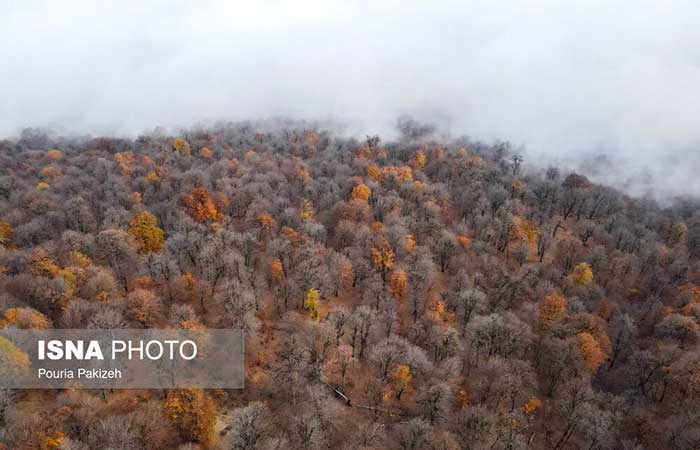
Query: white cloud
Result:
<box><xmin>1</xmin><ymin>0</ymin><xmax>699</xmax><ymax>196</ymax></box>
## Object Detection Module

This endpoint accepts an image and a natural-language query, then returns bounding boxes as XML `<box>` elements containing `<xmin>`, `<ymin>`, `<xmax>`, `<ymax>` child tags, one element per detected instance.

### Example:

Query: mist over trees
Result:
<box><xmin>0</xmin><ymin>120</ymin><xmax>699</xmax><ymax>449</ymax></box>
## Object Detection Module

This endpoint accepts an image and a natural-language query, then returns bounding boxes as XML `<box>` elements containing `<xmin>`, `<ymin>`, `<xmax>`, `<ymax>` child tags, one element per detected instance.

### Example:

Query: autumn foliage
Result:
<box><xmin>571</xmin><ymin>262</ymin><xmax>594</xmax><ymax>286</ymax></box>
<box><xmin>350</xmin><ymin>182</ymin><xmax>372</xmax><ymax>202</ymax></box>
<box><xmin>0</xmin><ymin>222</ymin><xmax>13</xmax><ymax>248</ymax></box>
<box><xmin>128</xmin><ymin>211</ymin><xmax>165</xmax><ymax>254</ymax></box>
<box><xmin>389</xmin><ymin>270</ymin><xmax>408</xmax><ymax>301</ymax></box>
<box><xmin>180</xmin><ymin>188</ymin><xmax>224</xmax><ymax>223</ymax></box>
<box><xmin>271</xmin><ymin>258</ymin><xmax>284</xmax><ymax>283</ymax></box>
<box><xmin>538</xmin><ymin>293</ymin><xmax>567</xmax><ymax>330</ymax></box>
<box><xmin>305</xmin><ymin>288</ymin><xmax>320</xmax><ymax>320</ymax></box>
<box><xmin>164</xmin><ymin>389</ymin><xmax>216</xmax><ymax>444</ymax></box>
<box><xmin>172</xmin><ymin>138</ymin><xmax>192</xmax><ymax>157</ymax></box>
<box><xmin>0</xmin><ymin>123</ymin><xmax>698</xmax><ymax>450</ymax></box>
<box><xmin>575</xmin><ymin>332</ymin><xmax>606</xmax><ymax>373</ymax></box>
<box><xmin>371</xmin><ymin>240</ymin><xmax>395</xmax><ymax>280</ymax></box>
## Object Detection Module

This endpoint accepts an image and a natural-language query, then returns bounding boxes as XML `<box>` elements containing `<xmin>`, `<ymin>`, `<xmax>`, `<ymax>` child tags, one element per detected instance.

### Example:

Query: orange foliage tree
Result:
<box><xmin>391</xmin><ymin>364</ymin><xmax>413</xmax><ymax>400</ymax></box>
<box><xmin>523</xmin><ymin>398</ymin><xmax>542</xmax><ymax>415</ymax></box>
<box><xmin>457</xmin><ymin>236</ymin><xmax>473</xmax><ymax>250</ymax></box>
<box><xmin>575</xmin><ymin>332</ymin><xmax>605</xmax><ymax>373</ymax></box>
<box><xmin>351</xmin><ymin>183</ymin><xmax>372</xmax><ymax>202</ymax></box>
<box><xmin>271</xmin><ymin>258</ymin><xmax>285</xmax><ymax>283</ymax></box>
<box><xmin>368</xmin><ymin>165</ymin><xmax>382</xmax><ymax>181</ymax></box>
<box><xmin>114</xmin><ymin>151</ymin><xmax>135</xmax><ymax>176</ymax></box>
<box><xmin>389</xmin><ymin>270</ymin><xmax>408</xmax><ymax>301</ymax></box>
<box><xmin>1</xmin><ymin>307</ymin><xmax>51</xmax><ymax>329</ymax></box>
<box><xmin>538</xmin><ymin>294</ymin><xmax>567</xmax><ymax>331</ymax></box>
<box><xmin>40</xmin><ymin>166</ymin><xmax>62</xmax><ymax>179</ymax></box>
<box><xmin>181</xmin><ymin>188</ymin><xmax>224</xmax><ymax>223</ymax></box>
<box><xmin>46</xmin><ymin>149</ymin><xmax>62</xmax><ymax>161</ymax></box>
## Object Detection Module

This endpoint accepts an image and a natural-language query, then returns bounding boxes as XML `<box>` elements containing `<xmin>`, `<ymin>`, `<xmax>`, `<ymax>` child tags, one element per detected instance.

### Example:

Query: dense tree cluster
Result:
<box><xmin>0</xmin><ymin>122</ymin><xmax>699</xmax><ymax>449</ymax></box>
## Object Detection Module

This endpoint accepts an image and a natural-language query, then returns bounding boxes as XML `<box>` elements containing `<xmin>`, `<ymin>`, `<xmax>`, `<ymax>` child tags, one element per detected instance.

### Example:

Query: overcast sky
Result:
<box><xmin>1</xmin><ymin>0</ymin><xmax>699</xmax><ymax>197</ymax></box>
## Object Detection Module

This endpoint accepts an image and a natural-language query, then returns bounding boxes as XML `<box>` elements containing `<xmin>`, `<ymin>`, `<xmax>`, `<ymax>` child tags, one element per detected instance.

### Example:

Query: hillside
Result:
<box><xmin>0</xmin><ymin>123</ymin><xmax>699</xmax><ymax>450</ymax></box>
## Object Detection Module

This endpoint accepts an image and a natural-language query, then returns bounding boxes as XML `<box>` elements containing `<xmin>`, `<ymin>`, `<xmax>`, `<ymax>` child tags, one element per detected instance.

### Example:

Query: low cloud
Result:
<box><xmin>1</xmin><ymin>0</ymin><xmax>699</xmax><ymax>197</ymax></box>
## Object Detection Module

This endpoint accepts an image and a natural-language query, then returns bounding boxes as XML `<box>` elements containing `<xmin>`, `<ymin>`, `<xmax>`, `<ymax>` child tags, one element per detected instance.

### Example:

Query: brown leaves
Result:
<box><xmin>390</xmin><ymin>270</ymin><xmax>408</xmax><ymax>301</ymax></box>
<box><xmin>538</xmin><ymin>294</ymin><xmax>567</xmax><ymax>331</ymax></box>
<box><xmin>0</xmin><ymin>222</ymin><xmax>14</xmax><ymax>248</ymax></box>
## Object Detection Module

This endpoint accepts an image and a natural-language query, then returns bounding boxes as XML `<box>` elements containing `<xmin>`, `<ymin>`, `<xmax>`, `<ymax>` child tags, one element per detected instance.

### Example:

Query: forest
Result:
<box><xmin>0</xmin><ymin>121</ymin><xmax>699</xmax><ymax>450</ymax></box>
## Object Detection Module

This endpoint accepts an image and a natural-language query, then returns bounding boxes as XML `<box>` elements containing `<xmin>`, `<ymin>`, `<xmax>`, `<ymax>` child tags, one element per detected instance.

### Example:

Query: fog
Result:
<box><xmin>2</xmin><ymin>0</ymin><xmax>700</xmax><ymax>198</ymax></box>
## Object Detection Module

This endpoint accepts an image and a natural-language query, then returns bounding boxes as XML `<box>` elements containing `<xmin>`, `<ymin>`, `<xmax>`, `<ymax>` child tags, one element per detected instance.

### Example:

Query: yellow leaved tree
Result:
<box><xmin>172</xmin><ymin>138</ymin><xmax>192</xmax><ymax>157</ymax></box>
<box><xmin>164</xmin><ymin>389</ymin><xmax>216</xmax><ymax>445</ymax></box>
<box><xmin>371</xmin><ymin>240</ymin><xmax>394</xmax><ymax>281</ymax></box>
<box><xmin>305</xmin><ymin>288</ymin><xmax>320</xmax><ymax>320</ymax></box>
<box><xmin>0</xmin><ymin>336</ymin><xmax>30</xmax><ymax>380</ymax></box>
<box><xmin>415</xmin><ymin>150</ymin><xmax>427</xmax><ymax>168</ymax></box>
<box><xmin>571</xmin><ymin>262</ymin><xmax>594</xmax><ymax>286</ymax></box>
<box><xmin>301</xmin><ymin>199</ymin><xmax>314</xmax><ymax>222</ymax></box>
<box><xmin>128</xmin><ymin>211</ymin><xmax>165</xmax><ymax>254</ymax></box>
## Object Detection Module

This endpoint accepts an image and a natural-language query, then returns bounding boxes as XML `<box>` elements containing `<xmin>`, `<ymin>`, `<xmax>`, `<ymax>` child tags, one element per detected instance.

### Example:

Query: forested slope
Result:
<box><xmin>0</xmin><ymin>123</ymin><xmax>699</xmax><ymax>450</ymax></box>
